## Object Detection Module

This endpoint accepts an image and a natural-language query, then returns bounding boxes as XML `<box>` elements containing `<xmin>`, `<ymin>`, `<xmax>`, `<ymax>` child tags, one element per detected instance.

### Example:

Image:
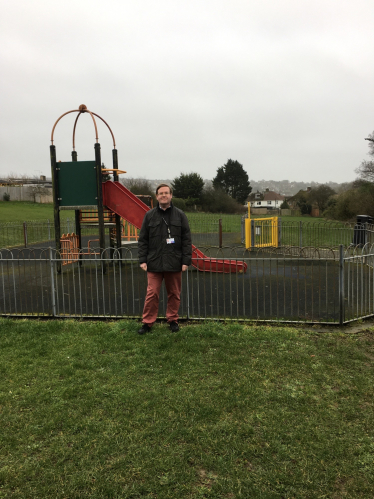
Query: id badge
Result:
<box><xmin>166</xmin><ymin>238</ymin><xmax>175</xmax><ymax>244</ymax></box>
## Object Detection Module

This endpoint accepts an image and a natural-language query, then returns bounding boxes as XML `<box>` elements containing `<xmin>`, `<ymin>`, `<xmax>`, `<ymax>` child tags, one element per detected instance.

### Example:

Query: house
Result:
<box><xmin>287</xmin><ymin>187</ymin><xmax>321</xmax><ymax>217</ymax></box>
<box><xmin>287</xmin><ymin>187</ymin><xmax>312</xmax><ymax>209</ymax></box>
<box><xmin>248</xmin><ymin>188</ymin><xmax>285</xmax><ymax>209</ymax></box>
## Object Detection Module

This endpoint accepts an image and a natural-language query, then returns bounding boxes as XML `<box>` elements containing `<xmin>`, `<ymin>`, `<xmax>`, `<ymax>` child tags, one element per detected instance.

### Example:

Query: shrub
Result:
<box><xmin>280</xmin><ymin>199</ymin><xmax>290</xmax><ymax>209</ymax></box>
<box><xmin>2</xmin><ymin>192</ymin><xmax>10</xmax><ymax>202</ymax></box>
<box><xmin>324</xmin><ymin>182</ymin><xmax>374</xmax><ymax>221</ymax></box>
<box><xmin>171</xmin><ymin>198</ymin><xmax>187</xmax><ymax>211</ymax></box>
<box><xmin>201</xmin><ymin>187</ymin><xmax>245</xmax><ymax>214</ymax></box>
<box><xmin>121</xmin><ymin>178</ymin><xmax>156</xmax><ymax>203</ymax></box>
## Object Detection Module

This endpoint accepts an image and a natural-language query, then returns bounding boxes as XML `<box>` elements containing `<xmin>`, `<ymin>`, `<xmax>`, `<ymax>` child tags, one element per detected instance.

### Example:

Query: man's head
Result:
<box><xmin>156</xmin><ymin>184</ymin><xmax>172</xmax><ymax>209</ymax></box>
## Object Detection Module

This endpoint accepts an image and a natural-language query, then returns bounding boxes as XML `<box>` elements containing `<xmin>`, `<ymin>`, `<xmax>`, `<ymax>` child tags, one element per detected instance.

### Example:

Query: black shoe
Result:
<box><xmin>138</xmin><ymin>324</ymin><xmax>151</xmax><ymax>335</ymax></box>
<box><xmin>169</xmin><ymin>321</ymin><xmax>180</xmax><ymax>333</ymax></box>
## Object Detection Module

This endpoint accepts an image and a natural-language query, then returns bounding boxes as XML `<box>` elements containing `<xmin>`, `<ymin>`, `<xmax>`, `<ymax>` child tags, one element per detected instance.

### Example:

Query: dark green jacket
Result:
<box><xmin>138</xmin><ymin>203</ymin><xmax>192</xmax><ymax>272</ymax></box>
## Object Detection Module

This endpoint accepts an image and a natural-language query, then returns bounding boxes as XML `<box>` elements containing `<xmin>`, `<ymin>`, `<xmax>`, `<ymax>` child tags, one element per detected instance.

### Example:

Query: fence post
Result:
<box><xmin>186</xmin><ymin>267</ymin><xmax>190</xmax><ymax>319</ymax></box>
<box><xmin>278</xmin><ymin>217</ymin><xmax>282</xmax><ymax>247</ymax></box>
<box><xmin>218</xmin><ymin>219</ymin><xmax>222</xmax><ymax>248</ymax></box>
<box><xmin>251</xmin><ymin>220</ymin><xmax>255</xmax><ymax>248</ymax></box>
<box><xmin>49</xmin><ymin>247</ymin><xmax>57</xmax><ymax>317</ymax></box>
<box><xmin>23</xmin><ymin>222</ymin><xmax>27</xmax><ymax>248</ymax></box>
<box><xmin>339</xmin><ymin>244</ymin><xmax>345</xmax><ymax>326</ymax></box>
<box><xmin>299</xmin><ymin>221</ymin><xmax>302</xmax><ymax>248</ymax></box>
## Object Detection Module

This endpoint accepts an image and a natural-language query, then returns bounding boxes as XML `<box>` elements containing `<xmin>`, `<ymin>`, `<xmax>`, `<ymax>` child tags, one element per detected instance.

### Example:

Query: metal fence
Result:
<box><xmin>2</xmin><ymin>219</ymin><xmax>373</xmax><ymax>251</ymax></box>
<box><xmin>246</xmin><ymin>219</ymin><xmax>374</xmax><ymax>249</ymax></box>
<box><xmin>343</xmin><ymin>243</ymin><xmax>374</xmax><ymax>323</ymax></box>
<box><xmin>2</xmin><ymin>244</ymin><xmax>374</xmax><ymax>325</ymax></box>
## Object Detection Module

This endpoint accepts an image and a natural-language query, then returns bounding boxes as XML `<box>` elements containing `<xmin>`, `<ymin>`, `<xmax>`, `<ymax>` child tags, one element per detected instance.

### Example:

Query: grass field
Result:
<box><xmin>0</xmin><ymin>202</ymin><xmax>351</xmax><ymax>249</ymax></box>
<box><xmin>0</xmin><ymin>202</ymin><xmax>324</xmax><ymax>226</ymax></box>
<box><xmin>0</xmin><ymin>202</ymin><xmax>74</xmax><ymax>223</ymax></box>
<box><xmin>0</xmin><ymin>319</ymin><xmax>373</xmax><ymax>498</ymax></box>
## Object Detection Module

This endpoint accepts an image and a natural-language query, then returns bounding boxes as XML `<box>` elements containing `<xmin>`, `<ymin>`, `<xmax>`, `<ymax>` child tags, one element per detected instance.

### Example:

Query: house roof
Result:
<box><xmin>263</xmin><ymin>191</ymin><xmax>285</xmax><ymax>201</ymax></box>
<box><xmin>287</xmin><ymin>189</ymin><xmax>310</xmax><ymax>202</ymax></box>
<box><xmin>248</xmin><ymin>189</ymin><xmax>285</xmax><ymax>202</ymax></box>
<box><xmin>248</xmin><ymin>190</ymin><xmax>263</xmax><ymax>201</ymax></box>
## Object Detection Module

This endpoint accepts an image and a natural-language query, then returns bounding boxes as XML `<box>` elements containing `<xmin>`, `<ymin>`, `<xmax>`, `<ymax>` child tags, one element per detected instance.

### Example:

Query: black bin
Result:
<box><xmin>353</xmin><ymin>215</ymin><xmax>373</xmax><ymax>246</ymax></box>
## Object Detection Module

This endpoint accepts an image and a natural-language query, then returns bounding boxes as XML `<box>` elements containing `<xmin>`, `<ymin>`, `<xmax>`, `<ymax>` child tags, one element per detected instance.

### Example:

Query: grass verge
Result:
<box><xmin>0</xmin><ymin>202</ymin><xmax>74</xmax><ymax>224</ymax></box>
<box><xmin>0</xmin><ymin>319</ymin><xmax>373</xmax><ymax>498</ymax></box>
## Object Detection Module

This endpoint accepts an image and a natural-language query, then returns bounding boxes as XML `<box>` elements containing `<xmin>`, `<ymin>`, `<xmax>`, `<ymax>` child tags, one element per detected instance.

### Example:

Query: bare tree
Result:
<box><xmin>308</xmin><ymin>185</ymin><xmax>336</xmax><ymax>212</ymax></box>
<box><xmin>28</xmin><ymin>184</ymin><xmax>49</xmax><ymax>203</ymax></box>
<box><xmin>355</xmin><ymin>131</ymin><xmax>374</xmax><ymax>182</ymax></box>
<box><xmin>121</xmin><ymin>177</ymin><xmax>155</xmax><ymax>198</ymax></box>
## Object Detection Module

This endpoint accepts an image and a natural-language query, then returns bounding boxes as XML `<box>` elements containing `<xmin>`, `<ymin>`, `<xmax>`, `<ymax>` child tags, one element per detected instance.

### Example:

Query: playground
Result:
<box><xmin>1</xmin><ymin>104</ymin><xmax>373</xmax><ymax>325</ymax></box>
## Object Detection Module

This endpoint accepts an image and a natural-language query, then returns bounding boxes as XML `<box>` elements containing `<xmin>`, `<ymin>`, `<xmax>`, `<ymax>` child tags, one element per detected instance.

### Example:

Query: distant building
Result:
<box><xmin>247</xmin><ymin>188</ymin><xmax>285</xmax><ymax>209</ymax></box>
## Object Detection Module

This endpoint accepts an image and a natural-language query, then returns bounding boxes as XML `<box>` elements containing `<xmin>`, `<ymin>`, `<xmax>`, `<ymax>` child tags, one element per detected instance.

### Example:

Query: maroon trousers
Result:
<box><xmin>142</xmin><ymin>271</ymin><xmax>182</xmax><ymax>326</ymax></box>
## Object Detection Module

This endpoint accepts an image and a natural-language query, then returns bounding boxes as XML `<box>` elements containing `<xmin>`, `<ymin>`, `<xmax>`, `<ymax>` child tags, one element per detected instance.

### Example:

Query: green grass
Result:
<box><xmin>0</xmin><ymin>202</ymin><xmax>351</xmax><ymax>248</ymax></box>
<box><xmin>0</xmin><ymin>202</ymin><xmax>73</xmax><ymax>223</ymax></box>
<box><xmin>0</xmin><ymin>319</ymin><xmax>373</xmax><ymax>498</ymax></box>
<box><xmin>0</xmin><ymin>202</ymin><xmax>325</xmax><ymax>226</ymax></box>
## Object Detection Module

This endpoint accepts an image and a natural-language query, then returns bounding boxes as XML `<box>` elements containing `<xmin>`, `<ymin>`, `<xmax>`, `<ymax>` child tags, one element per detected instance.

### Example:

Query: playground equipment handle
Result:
<box><xmin>102</xmin><ymin>169</ymin><xmax>126</xmax><ymax>174</ymax></box>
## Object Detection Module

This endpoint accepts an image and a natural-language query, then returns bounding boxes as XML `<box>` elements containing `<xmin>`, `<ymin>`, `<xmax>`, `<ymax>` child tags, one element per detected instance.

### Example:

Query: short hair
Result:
<box><xmin>156</xmin><ymin>183</ymin><xmax>172</xmax><ymax>195</ymax></box>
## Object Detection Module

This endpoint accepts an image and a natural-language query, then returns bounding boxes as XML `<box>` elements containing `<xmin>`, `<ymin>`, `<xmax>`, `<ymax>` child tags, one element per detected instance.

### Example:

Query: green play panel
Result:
<box><xmin>58</xmin><ymin>161</ymin><xmax>98</xmax><ymax>207</ymax></box>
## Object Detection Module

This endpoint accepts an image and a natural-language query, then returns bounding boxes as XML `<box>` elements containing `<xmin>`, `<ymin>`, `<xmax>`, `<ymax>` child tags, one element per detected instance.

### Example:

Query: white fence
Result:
<box><xmin>0</xmin><ymin>185</ymin><xmax>53</xmax><ymax>203</ymax></box>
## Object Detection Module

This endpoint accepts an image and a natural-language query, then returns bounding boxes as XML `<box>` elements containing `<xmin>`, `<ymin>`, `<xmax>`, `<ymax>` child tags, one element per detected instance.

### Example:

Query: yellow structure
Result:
<box><xmin>245</xmin><ymin>204</ymin><xmax>279</xmax><ymax>248</ymax></box>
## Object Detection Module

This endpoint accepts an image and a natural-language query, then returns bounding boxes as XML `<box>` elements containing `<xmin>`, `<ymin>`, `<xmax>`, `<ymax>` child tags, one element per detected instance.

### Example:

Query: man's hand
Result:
<box><xmin>182</xmin><ymin>265</ymin><xmax>188</xmax><ymax>272</ymax></box>
<box><xmin>140</xmin><ymin>263</ymin><xmax>147</xmax><ymax>271</ymax></box>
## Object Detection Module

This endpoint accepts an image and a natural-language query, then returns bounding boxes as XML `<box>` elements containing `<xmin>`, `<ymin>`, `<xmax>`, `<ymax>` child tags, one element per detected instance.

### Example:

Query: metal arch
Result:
<box><xmin>51</xmin><ymin>108</ymin><xmax>98</xmax><ymax>145</ymax></box>
<box><xmin>51</xmin><ymin>105</ymin><xmax>116</xmax><ymax>149</ymax></box>
<box><xmin>91</xmin><ymin>112</ymin><xmax>116</xmax><ymax>148</ymax></box>
<box><xmin>71</xmin><ymin>110</ymin><xmax>116</xmax><ymax>151</ymax></box>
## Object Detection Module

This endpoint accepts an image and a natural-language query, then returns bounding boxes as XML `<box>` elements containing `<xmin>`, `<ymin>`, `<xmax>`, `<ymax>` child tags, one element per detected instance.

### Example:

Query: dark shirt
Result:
<box><xmin>138</xmin><ymin>202</ymin><xmax>192</xmax><ymax>272</ymax></box>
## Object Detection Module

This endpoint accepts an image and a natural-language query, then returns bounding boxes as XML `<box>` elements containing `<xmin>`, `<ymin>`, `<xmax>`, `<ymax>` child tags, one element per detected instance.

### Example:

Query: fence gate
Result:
<box><xmin>245</xmin><ymin>216</ymin><xmax>279</xmax><ymax>248</ymax></box>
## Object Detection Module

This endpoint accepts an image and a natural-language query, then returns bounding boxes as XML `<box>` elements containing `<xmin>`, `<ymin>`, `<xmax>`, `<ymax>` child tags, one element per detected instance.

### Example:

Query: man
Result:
<box><xmin>138</xmin><ymin>184</ymin><xmax>192</xmax><ymax>334</ymax></box>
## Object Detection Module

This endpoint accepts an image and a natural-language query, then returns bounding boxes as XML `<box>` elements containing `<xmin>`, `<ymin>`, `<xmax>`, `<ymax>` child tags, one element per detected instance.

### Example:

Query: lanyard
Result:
<box><xmin>162</xmin><ymin>217</ymin><xmax>171</xmax><ymax>238</ymax></box>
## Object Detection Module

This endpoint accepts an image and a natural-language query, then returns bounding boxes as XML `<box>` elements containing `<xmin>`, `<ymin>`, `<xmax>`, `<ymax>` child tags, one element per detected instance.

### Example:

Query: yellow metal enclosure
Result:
<box><xmin>245</xmin><ymin>216</ymin><xmax>279</xmax><ymax>249</ymax></box>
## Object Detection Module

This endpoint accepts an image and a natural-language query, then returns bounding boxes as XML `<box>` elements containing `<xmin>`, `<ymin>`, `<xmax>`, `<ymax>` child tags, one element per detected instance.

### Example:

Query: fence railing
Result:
<box><xmin>245</xmin><ymin>220</ymin><xmax>374</xmax><ymax>249</ymax></box>
<box><xmin>343</xmin><ymin>243</ymin><xmax>374</xmax><ymax>323</ymax></box>
<box><xmin>2</xmin><ymin>219</ymin><xmax>373</xmax><ymax>252</ymax></box>
<box><xmin>2</xmin><ymin>244</ymin><xmax>374</xmax><ymax>324</ymax></box>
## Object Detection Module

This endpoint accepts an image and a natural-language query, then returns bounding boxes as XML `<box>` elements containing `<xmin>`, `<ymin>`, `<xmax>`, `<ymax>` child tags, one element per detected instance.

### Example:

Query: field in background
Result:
<box><xmin>1</xmin><ymin>202</ymin><xmax>351</xmax><ymax>249</ymax></box>
<box><xmin>0</xmin><ymin>319</ymin><xmax>373</xmax><ymax>498</ymax></box>
<box><xmin>0</xmin><ymin>201</ymin><xmax>325</xmax><ymax>227</ymax></box>
<box><xmin>0</xmin><ymin>201</ymin><xmax>74</xmax><ymax>223</ymax></box>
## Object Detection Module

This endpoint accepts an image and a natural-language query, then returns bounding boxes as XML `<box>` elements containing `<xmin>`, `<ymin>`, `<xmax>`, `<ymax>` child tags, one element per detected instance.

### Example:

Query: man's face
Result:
<box><xmin>156</xmin><ymin>187</ymin><xmax>172</xmax><ymax>208</ymax></box>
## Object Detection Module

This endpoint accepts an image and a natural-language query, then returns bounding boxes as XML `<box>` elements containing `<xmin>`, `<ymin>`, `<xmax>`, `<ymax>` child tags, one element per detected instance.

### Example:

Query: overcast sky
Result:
<box><xmin>1</xmin><ymin>0</ymin><xmax>374</xmax><ymax>184</ymax></box>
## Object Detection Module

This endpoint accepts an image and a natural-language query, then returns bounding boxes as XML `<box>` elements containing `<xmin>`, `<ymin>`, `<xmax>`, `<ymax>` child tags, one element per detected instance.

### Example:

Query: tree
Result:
<box><xmin>308</xmin><ymin>184</ymin><xmax>336</xmax><ymax>212</ymax></box>
<box><xmin>296</xmin><ymin>193</ymin><xmax>312</xmax><ymax>215</ymax></box>
<box><xmin>201</xmin><ymin>187</ymin><xmax>245</xmax><ymax>214</ymax></box>
<box><xmin>101</xmin><ymin>163</ymin><xmax>111</xmax><ymax>182</ymax></box>
<box><xmin>324</xmin><ymin>182</ymin><xmax>374</xmax><ymax>221</ymax></box>
<box><xmin>171</xmin><ymin>173</ymin><xmax>204</xmax><ymax>200</ymax></box>
<box><xmin>28</xmin><ymin>184</ymin><xmax>49</xmax><ymax>203</ymax></box>
<box><xmin>121</xmin><ymin>178</ymin><xmax>154</xmax><ymax>197</ymax></box>
<box><xmin>212</xmin><ymin>159</ymin><xmax>251</xmax><ymax>204</ymax></box>
<box><xmin>280</xmin><ymin>199</ymin><xmax>290</xmax><ymax>209</ymax></box>
<box><xmin>355</xmin><ymin>131</ymin><xmax>374</xmax><ymax>182</ymax></box>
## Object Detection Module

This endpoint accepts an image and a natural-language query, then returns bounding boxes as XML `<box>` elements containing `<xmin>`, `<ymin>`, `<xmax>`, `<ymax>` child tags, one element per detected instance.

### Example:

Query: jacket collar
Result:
<box><xmin>157</xmin><ymin>201</ymin><xmax>173</xmax><ymax>212</ymax></box>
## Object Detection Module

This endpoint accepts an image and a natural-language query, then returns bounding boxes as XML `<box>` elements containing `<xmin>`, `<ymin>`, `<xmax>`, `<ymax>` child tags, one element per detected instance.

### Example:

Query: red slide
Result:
<box><xmin>102</xmin><ymin>181</ymin><xmax>247</xmax><ymax>274</ymax></box>
<box><xmin>191</xmin><ymin>245</ymin><xmax>247</xmax><ymax>274</ymax></box>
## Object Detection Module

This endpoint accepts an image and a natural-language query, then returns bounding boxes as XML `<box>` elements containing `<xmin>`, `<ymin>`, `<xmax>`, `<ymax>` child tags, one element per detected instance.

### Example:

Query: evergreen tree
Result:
<box><xmin>212</xmin><ymin>159</ymin><xmax>251</xmax><ymax>204</ymax></box>
<box><xmin>171</xmin><ymin>172</ymin><xmax>204</xmax><ymax>200</ymax></box>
